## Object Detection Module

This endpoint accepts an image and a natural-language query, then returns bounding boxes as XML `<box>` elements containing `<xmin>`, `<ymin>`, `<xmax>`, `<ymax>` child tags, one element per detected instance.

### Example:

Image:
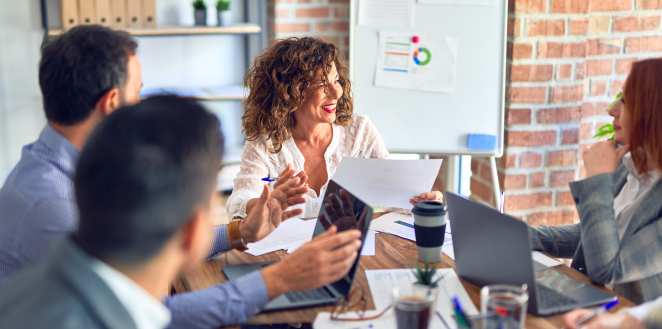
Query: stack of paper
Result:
<box><xmin>245</xmin><ymin>218</ymin><xmax>376</xmax><ymax>257</ymax></box>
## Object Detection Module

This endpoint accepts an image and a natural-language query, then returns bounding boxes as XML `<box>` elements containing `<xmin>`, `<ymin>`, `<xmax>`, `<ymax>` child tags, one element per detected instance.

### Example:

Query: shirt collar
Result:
<box><xmin>623</xmin><ymin>153</ymin><xmax>660</xmax><ymax>183</ymax></box>
<box><xmin>89</xmin><ymin>258</ymin><xmax>171</xmax><ymax>329</ymax></box>
<box><xmin>39</xmin><ymin>124</ymin><xmax>81</xmax><ymax>177</ymax></box>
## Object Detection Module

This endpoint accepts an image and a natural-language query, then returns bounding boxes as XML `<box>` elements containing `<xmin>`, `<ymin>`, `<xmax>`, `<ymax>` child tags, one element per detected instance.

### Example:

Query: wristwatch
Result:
<box><xmin>228</xmin><ymin>220</ymin><xmax>248</xmax><ymax>251</ymax></box>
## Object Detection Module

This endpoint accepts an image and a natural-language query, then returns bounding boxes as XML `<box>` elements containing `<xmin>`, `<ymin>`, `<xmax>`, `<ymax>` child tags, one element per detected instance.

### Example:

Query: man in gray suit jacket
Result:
<box><xmin>0</xmin><ymin>96</ymin><xmax>363</xmax><ymax>329</ymax></box>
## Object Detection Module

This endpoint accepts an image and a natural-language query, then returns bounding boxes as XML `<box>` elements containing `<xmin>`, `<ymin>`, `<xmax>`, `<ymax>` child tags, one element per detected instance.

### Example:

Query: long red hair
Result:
<box><xmin>622</xmin><ymin>58</ymin><xmax>662</xmax><ymax>176</ymax></box>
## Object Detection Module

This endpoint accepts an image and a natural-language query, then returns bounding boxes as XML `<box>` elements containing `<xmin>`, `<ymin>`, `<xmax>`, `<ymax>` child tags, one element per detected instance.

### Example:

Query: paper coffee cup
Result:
<box><xmin>412</xmin><ymin>201</ymin><xmax>447</xmax><ymax>263</ymax></box>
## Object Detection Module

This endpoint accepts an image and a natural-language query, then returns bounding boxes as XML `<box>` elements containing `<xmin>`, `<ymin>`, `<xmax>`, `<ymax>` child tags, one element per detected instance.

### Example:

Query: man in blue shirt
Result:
<box><xmin>0</xmin><ymin>96</ymin><xmax>363</xmax><ymax>329</ymax></box>
<box><xmin>0</xmin><ymin>25</ymin><xmax>361</xmax><ymax>328</ymax></box>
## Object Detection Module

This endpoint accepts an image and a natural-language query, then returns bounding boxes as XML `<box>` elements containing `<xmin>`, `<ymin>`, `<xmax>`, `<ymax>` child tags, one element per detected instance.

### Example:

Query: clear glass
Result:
<box><xmin>392</xmin><ymin>285</ymin><xmax>437</xmax><ymax>329</ymax></box>
<box><xmin>480</xmin><ymin>284</ymin><xmax>528</xmax><ymax>329</ymax></box>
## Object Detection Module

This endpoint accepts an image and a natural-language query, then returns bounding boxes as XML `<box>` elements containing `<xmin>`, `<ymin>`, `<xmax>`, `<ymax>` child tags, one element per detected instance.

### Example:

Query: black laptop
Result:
<box><xmin>222</xmin><ymin>180</ymin><xmax>373</xmax><ymax>312</ymax></box>
<box><xmin>445</xmin><ymin>192</ymin><xmax>616</xmax><ymax>316</ymax></box>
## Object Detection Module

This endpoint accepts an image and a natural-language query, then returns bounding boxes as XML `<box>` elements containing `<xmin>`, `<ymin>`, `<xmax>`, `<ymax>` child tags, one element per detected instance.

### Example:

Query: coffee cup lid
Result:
<box><xmin>412</xmin><ymin>201</ymin><xmax>447</xmax><ymax>216</ymax></box>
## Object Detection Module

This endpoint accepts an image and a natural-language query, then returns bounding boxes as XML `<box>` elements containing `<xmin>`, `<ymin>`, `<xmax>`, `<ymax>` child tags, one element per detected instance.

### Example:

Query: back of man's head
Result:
<box><xmin>74</xmin><ymin>96</ymin><xmax>223</xmax><ymax>265</ymax></box>
<box><xmin>39</xmin><ymin>25</ymin><xmax>137</xmax><ymax>125</ymax></box>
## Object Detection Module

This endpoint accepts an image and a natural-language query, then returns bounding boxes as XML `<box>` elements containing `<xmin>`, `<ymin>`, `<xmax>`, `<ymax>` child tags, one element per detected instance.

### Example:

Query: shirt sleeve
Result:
<box><xmin>207</xmin><ymin>225</ymin><xmax>230</xmax><ymax>259</ymax></box>
<box><xmin>21</xmin><ymin>195</ymin><xmax>79</xmax><ymax>265</ymax></box>
<box><xmin>164</xmin><ymin>270</ymin><xmax>269</xmax><ymax>329</ymax></box>
<box><xmin>226</xmin><ymin>140</ymin><xmax>270</xmax><ymax>221</ymax></box>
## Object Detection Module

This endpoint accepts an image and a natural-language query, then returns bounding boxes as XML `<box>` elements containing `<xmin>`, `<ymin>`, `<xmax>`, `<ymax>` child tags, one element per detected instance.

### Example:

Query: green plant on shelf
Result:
<box><xmin>413</xmin><ymin>261</ymin><xmax>442</xmax><ymax>288</ymax></box>
<box><xmin>593</xmin><ymin>92</ymin><xmax>621</xmax><ymax>141</ymax></box>
<box><xmin>216</xmin><ymin>0</ymin><xmax>231</xmax><ymax>11</ymax></box>
<box><xmin>192</xmin><ymin>0</ymin><xmax>207</xmax><ymax>10</ymax></box>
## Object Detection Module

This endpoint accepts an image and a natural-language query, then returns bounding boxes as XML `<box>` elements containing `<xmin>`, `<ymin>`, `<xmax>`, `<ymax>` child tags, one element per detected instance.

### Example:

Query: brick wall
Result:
<box><xmin>470</xmin><ymin>0</ymin><xmax>662</xmax><ymax>225</ymax></box>
<box><xmin>266</xmin><ymin>0</ymin><xmax>350</xmax><ymax>59</ymax></box>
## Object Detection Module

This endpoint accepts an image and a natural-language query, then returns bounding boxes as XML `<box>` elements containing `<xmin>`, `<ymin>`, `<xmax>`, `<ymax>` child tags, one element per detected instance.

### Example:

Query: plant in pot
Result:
<box><xmin>216</xmin><ymin>0</ymin><xmax>232</xmax><ymax>27</ymax></box>
<box><xmin>192</xmin><ymin>0</ymin><xmax>207</xmax><ymax>26</ymax></box>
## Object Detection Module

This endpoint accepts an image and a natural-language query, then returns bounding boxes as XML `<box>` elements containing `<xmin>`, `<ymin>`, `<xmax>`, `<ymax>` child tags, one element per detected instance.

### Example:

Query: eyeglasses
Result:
<box><xmin>330</xmin><ymin>287</ymin><xmax>392</xmax><ymax>322</ymax></box>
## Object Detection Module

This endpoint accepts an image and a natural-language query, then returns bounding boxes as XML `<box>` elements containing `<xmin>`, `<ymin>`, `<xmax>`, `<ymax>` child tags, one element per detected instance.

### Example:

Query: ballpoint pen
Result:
<box><xmin>453</xmin><ymin>297</ymin><xmax>474</xmax><ymax>329</ymax></box>
<box><xmin>574</xmin><ymin>300</ymin><xmax>620</xmax><ymax>327</ymax></box>
<box><xmin>261</xmin><ymin>176</ymin><xmax>298</xmax><ymax>182</ymax></box>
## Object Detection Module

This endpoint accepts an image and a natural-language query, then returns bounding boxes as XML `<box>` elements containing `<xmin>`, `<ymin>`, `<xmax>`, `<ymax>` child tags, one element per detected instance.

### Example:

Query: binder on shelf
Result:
<box><xmin>60</xmin><ymin>0</ymin><xmax>79</xmax><ymax>29</ymax></box>
<box><xmin>79</xmin><ymin>0</ymin><xmax>97</xmax><ymax>25</ymax></box>
<box><xmin>110</xmin><ymin>0</ymin><xmax>127</xmax><ymax>27</ymax></box>
<box><xmin>95</xmin><ymin>0</ymin><xmax>112</xmax><ymax>26</ymax></box>
<box><xmin>142</xmin><ymin>0</ymin><xmax>156</xmax><ymax>28</ymax></box>
<box><xmin>126</xmin><ymin>0</ymin><xmax>143</xmax><ymax>28</ymax></box>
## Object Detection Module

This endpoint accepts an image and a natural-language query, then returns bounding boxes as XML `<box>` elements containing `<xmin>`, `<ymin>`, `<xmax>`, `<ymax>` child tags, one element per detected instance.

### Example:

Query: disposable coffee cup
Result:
<box><xmin>412</xmin><ymin>201</ymin><xmax>447</xmax><ymax>263</ymax></box>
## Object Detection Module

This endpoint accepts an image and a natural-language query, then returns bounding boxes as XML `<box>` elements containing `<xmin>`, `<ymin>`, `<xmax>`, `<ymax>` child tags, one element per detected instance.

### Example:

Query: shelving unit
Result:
<box><xmin>47</xmin><ymin>23</ymin><xmax>261</xmax><ymax>37</ymax></box>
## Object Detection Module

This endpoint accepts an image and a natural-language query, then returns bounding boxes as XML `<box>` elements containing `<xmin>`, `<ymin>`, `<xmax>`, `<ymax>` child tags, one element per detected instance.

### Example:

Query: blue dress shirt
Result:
<box><xmin>0</xmin><ymin>125</ymin><xmax>269</xmax><ymax>328</ymax></box>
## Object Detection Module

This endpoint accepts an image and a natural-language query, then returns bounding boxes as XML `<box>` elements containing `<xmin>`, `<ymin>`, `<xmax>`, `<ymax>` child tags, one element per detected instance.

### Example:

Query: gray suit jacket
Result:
<box><xmin>0</xmin><ymin>238</ymin><xmax>137</xmax><ymax>329</ymax></box>
<box><xmin>530</xmin><ymin>162</ymin><xmax>662</xmax><ymax>304</ymax></box>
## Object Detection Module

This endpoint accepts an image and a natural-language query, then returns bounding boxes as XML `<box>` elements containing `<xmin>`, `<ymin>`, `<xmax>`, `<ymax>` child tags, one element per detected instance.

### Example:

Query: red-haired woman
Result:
<box><xmin>227</xmin><ymin>37</ymin><xmax>442</xmax><ymax>221</ymax></box>
<box><xmin>530</xmin><ymin>58</ymin><xmax>662</xmax><ymax>306</ymax></box>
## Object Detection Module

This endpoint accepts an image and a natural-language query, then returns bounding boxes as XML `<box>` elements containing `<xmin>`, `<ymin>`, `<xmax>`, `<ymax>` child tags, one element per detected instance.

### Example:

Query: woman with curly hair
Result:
<box><xmin>227</xmin><ymin>37</ymin><xmax>442</xmax><ymax>220</ymax></box>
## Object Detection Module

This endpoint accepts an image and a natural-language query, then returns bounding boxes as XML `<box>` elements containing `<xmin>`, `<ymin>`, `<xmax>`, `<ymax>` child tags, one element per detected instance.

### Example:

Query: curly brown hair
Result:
<box><xmin>242</xmin><ymin>37</ymin><xmax>353</xmax><ymax>153</ymax></box>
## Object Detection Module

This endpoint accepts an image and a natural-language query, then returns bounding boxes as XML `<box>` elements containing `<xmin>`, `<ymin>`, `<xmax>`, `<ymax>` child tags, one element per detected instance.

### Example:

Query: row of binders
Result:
<box><xmin>61</xmin><ymin>0</ymin><xmax>156</xmax><ymax>30</ymax></box>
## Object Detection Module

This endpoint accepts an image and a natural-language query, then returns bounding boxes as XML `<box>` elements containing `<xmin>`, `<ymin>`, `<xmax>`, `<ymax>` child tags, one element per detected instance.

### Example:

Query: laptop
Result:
<box><xmin>445</xmin><ymin>192</ymin><xmax>617</xmax><ymax>316</ymax></box>
<box><xmin>222</xmin><ymin>180</ymin><xmax>373</xmax><ymax>312</ymax></box>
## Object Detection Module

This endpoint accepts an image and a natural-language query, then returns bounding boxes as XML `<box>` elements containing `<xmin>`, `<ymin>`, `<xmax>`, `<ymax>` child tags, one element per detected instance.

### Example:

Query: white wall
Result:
<box><xmin>0</xmin><ymin>0</ymin><xmax>248</xmax><ymax>184</ymax></box>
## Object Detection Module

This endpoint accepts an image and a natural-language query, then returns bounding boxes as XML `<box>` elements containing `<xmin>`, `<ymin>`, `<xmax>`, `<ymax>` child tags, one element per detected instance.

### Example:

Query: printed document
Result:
<box><xmin>332</xmin><ymin>157</ymin><xmax>442</xmax><ymax>209</ymax></box>
<box><xmin>375</xmin><ymin>32</ymin><xmax>458</xmax><ymax>93</ymax></box>
<box><xmin>358</xmin><ymin>0</ymin><xmax>415</xmax><ymax>28</ymax></box>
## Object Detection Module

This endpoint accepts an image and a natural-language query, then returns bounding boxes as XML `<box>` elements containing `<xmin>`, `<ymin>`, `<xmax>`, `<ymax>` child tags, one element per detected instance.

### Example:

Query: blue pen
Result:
<box><xmin>261</xmin><ymin>177</ymin><xmax>280</xmax><ymax>182</ymax></box>
<box><xmin>453</xmin><ymin>297</ymin><xmax>473</xmax><ymax>329</ymax></box>
<box><xmin>575</xmin><ymin>300</ymin><xmax>619</xmax><ymax>327</ymax></box>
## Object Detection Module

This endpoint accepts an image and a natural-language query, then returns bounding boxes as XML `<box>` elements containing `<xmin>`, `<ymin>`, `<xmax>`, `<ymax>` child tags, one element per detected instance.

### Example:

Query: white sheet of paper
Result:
<box><xmin>287</xmin><ymin>230</ymin><xmax>377</xmax><ymax>256</ymax></box>
<box><xmin>245</xmin><ymin>218</ymin><xmax>316</xmax><ymax>256</ymax></box>
<box><xmin>419</xmin><ymin>0</ymin><xmax>496</xmax><ymax>5</ymax></box>
<box><xmin>532</xmin><ymin>251</ymin><xmax>564</xmax><ymax>267</ymax></box>
<box><xmin>442</xmin><ymin>244</ymin><xmax>455</xmax><ymax>260</ymax></box>
<box><xmin>365</xmin><ymin>268</ymin><xmax>478</xmax><ymax>329</ymax></box>
<box><xmin>358</xmin><ymin>0</ymin><xmax>415</xmax><ymax>27</ymax></box>
<box><xmin>375</xmin><ymin>32</ymin><xmax>458</xmax><ymax>94</ymax></box>
<box><xmin>371</xmin><ymin>213</ymin><xmax>452</xmax><ymax>246</ymax></box>
<box><xmin>332</xmin><ymin>157</ymin><xmax>442</xmax><ymax>209</ymax></box>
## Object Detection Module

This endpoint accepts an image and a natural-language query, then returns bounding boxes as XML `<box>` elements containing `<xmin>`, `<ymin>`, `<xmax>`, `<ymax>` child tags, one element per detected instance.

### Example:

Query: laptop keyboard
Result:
<box><xmin>284</xmin><ymin>287</ymin><xmax>335</xmax><ymax>303</ymax></box>
<box><xmin>536</xmin><ymin>284</ymin><xmax>577</xmax><ymax>308</ymax></box>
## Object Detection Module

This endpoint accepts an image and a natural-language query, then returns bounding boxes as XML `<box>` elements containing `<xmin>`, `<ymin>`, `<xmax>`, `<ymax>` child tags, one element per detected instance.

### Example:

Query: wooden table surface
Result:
<box><xmin>175</xmin><ymin>218</ymin><xmax>635</xmax><ymax>328</ymax></box>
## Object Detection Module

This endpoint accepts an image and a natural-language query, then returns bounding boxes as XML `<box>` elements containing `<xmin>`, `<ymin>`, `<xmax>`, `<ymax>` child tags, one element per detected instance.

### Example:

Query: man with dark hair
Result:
<box><xmin>0</xmin><ymin>96</ymin><xmax>362</xmax><ymax>329</ymax></box>
<box><xmin>0</xmin><ymin>25</ymin><xmax>346</xmax><ymax>328</ymax></box>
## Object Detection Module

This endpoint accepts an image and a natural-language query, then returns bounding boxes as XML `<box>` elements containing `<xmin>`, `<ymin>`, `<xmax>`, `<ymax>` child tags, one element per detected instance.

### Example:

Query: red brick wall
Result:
<box><xmin>266</xmin><ymin>0</ymin><xmax>350</xmax><ymax>59</ymax></box>
<box><xmin>471</xmin><ymin>0</ymin><xmax>662</xmax><ymax>225</ymax></box>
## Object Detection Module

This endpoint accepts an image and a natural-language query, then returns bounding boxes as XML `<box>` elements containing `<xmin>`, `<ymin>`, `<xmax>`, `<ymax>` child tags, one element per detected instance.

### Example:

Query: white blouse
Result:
<box><xmin>227</xmin><ymin>114</ymin><xmax>389</xmax><ymax>220</ymax></box>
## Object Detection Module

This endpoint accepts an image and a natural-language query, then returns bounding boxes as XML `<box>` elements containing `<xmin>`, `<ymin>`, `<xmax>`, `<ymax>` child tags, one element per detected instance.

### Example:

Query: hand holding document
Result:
<box><xmin>332</xmin><ymin>157</ymin><xmax>442</xmax><ymax>210</ymax></box>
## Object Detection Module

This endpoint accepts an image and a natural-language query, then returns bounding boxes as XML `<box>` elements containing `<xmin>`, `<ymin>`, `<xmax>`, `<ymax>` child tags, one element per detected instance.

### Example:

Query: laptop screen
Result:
<box><xmin>313</xmin><ymin>180</ymin><xmax>372</xmax><ymax>297</ymax></box>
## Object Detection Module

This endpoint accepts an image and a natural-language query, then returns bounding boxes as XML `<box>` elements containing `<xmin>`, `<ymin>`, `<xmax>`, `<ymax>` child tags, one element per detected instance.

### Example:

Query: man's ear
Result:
<box><xmin>95</xmin><ymin>87</ymin><xmax>122</xmax><ymax>116</ymax></box>
<box><xmin>179</xmin><ymin>207</ymin><xmax>211</xmax><ymax>263</ymax></box>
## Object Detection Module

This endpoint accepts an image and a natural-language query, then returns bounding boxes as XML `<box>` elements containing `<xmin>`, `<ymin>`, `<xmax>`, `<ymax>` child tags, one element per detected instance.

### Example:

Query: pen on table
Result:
<box><xmin>574</xmin><ymin>300</ymin><xmax>620</xmax><ymax>327</ymax></box>
<box><xmin>453</xmin><ymin>297</ymin><xmax>474</xmax><ymax>329</ymax></box>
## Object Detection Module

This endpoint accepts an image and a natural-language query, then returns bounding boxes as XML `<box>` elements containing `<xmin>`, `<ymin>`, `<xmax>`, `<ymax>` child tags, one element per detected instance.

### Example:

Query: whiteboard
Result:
<box><xmin>349</xmin><ymin>0</ymin><xmax>507</xmax><ymax>156</ymax></box>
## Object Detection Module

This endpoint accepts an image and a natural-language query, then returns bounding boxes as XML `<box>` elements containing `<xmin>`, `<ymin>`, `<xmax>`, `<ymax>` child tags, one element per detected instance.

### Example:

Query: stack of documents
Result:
<box><xmin>245</xmin><ymin>218</ymin><xmax>376</xmax><ymax>257</ymax></box>
<box><xmin>313</xmin><ymin>268</ymin><xmax>478</xmax><ymax>329</ymax></box>
<box><xmin>370</xmin><ymin>212</ymin><xmax>452</xmax><ymax>250</ymax></box>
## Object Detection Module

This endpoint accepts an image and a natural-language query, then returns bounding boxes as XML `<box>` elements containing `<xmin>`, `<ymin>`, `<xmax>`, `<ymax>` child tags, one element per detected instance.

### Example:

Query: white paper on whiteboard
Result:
<box><xmin>358</xmin><ymin>0</ymin><xmax>415</xmax><ymax>28</ymax></box>
<box><xmin>331</xmin><ymin>157</ymin><xmax>442</xmax><ymax>209</ymax></box>
<box><xmin>375</xmin><ymin>32</ymin><xmax>458</xmax><ymax>93</ymax></box>
<box><xmin>418</xmin><ymin>0</ymin><xmax>496</xmax><ymax>5</ymax></box>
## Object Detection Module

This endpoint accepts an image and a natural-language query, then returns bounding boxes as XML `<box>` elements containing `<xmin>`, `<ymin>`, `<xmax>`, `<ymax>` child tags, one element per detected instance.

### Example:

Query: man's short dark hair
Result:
<box><xmin>75</xmin><ymin>96</ymin><xmax>223</xmax><ymax>264</ymax></box>
<box><xmin>39</xmin><ymin>25</ymin><xmax>138</xmax><ymax>125</ymax></box>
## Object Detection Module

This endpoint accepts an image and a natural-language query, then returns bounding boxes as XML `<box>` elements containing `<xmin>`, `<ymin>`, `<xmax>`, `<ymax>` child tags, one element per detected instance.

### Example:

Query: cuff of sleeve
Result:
<box><xmin>232</xmin><ymin>198</ymin><xmax>251</xmax><ymax>221</ymax></box>
<box><xmin>208</xmin><ymin>225</ymin><xmax>230</xmax><ymax>259</ymax></box>
<box><xmin>234</xmin><ymin>270</ymin><xmax>270</xmax><ymax>316</ymax></box>
<box><xmin>569</xmin><ymin>173</ymin><xmax>613</xmax><ymax>207</ymax></box>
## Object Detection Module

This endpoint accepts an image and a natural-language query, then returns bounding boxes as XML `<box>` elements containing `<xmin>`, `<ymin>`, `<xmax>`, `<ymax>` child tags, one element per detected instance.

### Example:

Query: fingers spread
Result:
<box><xmin>282</xmin><ymin>209</ymin><xmax>304</xmax><ymax>221</ymax></box>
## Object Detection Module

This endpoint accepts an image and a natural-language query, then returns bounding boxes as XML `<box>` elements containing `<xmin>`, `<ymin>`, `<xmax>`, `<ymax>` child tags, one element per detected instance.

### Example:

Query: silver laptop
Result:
<box><xmin>445</xmin><ymin>192</ymin><xmax>617</xmax><ymax>316</ymax></box>
<box><xmin>222</xmin><ymin>180</ymin><xmax>373</xmax><ymax>312</ymax></box>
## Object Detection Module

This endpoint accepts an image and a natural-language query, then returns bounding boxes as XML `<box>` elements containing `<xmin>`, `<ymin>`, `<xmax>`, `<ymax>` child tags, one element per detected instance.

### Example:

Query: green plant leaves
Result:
<box><xmin>412</xmin><ymin>261</ymin><xmax>439</xmax><ymax>288</ymax></box>
<box><xmin>594</xmin><ymin>92</ymin><xmax>620</xmax><ymax>141</ymax></box>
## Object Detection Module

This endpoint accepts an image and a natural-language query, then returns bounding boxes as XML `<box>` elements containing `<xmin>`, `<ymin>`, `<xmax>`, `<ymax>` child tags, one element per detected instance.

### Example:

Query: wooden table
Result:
<box><xmin>175</xmin><ymin>222</ymin><xmax>635</xmax><ymax>328</ymax></box>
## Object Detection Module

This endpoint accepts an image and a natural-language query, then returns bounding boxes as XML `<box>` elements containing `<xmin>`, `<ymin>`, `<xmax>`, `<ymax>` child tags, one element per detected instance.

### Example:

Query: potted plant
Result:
<box><xmin>413</xmin><ymin>261</ymin><xmax>443</xmax><ymax>293</ymax></box>
<box><xmin>593</xmin><ymin>92</ymin><xmax>621</xmax><ymax>140</ymax></box>
<box><xmin>216</xmin><ymin>0</ymin><xmax>232</xmax><ymax>27</ymax></box>
<box><xmin>192</xmin><ymin>0</ymin><xmax>207</xmax><ymax>26</ymax></box>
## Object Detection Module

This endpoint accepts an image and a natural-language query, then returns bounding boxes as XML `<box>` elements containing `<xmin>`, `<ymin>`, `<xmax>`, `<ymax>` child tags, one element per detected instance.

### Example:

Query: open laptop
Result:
<box><xmin>445</xmin><ymin>192</ymin><xmax>617</xmax><ymax>316</ymax></box>
<box><xmin>222</xmin><ymin>180</ymin><xmax>373</xmax><ymax>312</ymax></box>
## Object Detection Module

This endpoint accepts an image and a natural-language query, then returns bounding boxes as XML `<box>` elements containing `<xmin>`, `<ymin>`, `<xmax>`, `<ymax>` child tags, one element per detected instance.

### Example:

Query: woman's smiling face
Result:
<box><xmin>294</xmin><ymin>62</ymin><xmax>343</xmax><ymax>125</ymax></box>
